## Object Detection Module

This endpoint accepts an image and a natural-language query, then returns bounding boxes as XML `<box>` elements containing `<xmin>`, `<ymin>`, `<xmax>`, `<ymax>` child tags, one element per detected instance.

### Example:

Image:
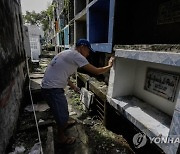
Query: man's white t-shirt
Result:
<box><xmin>41</xmin><ymin>49</ymin><xmax>89</xmax><ymax>89</ymax></box>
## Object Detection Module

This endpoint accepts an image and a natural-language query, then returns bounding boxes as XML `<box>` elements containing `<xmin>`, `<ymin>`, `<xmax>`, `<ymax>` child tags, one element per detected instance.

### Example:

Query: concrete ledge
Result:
<box><xmin>114</xmin><ymin>44</ymin><xmax>180</xmax><ymax>53</ymax></box>
<box><xmin>77</xmin><ymin>73</ymin><xmax>108</xmax><ymax>102</ymax></box>
<box><xmin>89</xmin><ymin>80</ymin><xmax>107</xmax><ymax>102</ymax></box>
<box><xmin>91</xmin><ymin>43</ymin><xmax>112</xmax><ymax>53</ymax></box>
<box><xmin>77</xmin><ymin>73</ymin><xmax>89</xmax><ymax>84</ymax></box>
<box><xmin>115</xmin><ymin>49</ymin><xmax>180</xmax><ymax>67</ymax></box>
<box><xmin>108</xmin><ymin>95</ymin><xmax>171</xmax><ymax>153</ymax></box>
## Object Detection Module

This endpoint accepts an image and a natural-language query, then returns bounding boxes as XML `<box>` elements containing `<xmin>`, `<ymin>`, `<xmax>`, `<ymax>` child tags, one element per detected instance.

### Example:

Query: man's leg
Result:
<box><xmin>57</xmin><ymin>123</ymin><xmax>76</xmax><ymax>144</ymax></box>
<box><xmin>52</xmin><ymin>89</ymin><xmax>76</xmax><ymax>144</ymax></box>
<box><xmin>43</xmin><ymin>88</ymin><xmax>76</xmax><ymax>144</ymax></box>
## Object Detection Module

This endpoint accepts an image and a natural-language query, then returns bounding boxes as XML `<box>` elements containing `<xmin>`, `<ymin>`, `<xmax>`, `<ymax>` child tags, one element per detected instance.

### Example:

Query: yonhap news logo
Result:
<box><xmin>133</xmin><ymin>132</ymin><xmax>147</xmax><ymax>148</ymax></box>
<box><xmin>133</xmin><ymin>132</ymin><xmax>180</xmax><ymax>148</ymax></box>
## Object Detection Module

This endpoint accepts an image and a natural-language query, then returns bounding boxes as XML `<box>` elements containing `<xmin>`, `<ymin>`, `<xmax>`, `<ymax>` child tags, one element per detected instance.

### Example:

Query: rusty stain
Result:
<box><xmin>0</xmin><ymin>80</ymin><xmax>15</xmax><ymax>108</ymax></box>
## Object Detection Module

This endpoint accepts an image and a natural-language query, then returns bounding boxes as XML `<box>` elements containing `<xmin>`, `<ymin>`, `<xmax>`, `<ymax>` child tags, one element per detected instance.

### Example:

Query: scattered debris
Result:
<box><xmin>29</xmin><ymin>143</ymin><xmax>41</xmax><ymax>154</ymax></box>
<box><xmin>8</xmin><ymin>146</ymin><xmax>25</xmax><ymax>154</ymax></box>
<box><xmin>66</xmin><ymin>85</ymin><xmax>134</xmax><ymax>154</ymax></box>
<box><xmin>69</xmin><ymin>111</ymin><xmax>77</xmax><ymax>116</ymax></box>
<box><xmin>38</xmin><ymin>119</ymin><xmax>44</xmax><ymax>123</ymax></box>
<box><xmin>7</xmin><ymin>52</ymin><xmax>134</xmax><ymax>154</ymax></box>
<box><xmin>25</xmin><ymin>104</ymin><xmax>49</xmax><ymax>112</ymax></box>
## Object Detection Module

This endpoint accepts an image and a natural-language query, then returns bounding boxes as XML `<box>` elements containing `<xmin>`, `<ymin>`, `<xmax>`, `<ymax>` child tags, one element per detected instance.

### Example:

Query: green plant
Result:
<box><xmin>64</xmin><ymin>0</ymin><xmax>70</xmax><ymax>10</ymax></box>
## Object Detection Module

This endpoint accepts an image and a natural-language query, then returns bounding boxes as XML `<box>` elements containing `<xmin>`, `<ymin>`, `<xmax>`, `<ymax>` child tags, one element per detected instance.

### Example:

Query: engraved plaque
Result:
<box><xmin>158</xmin><ymin>0</ymin><xmax>180</xmax><ymax>25</ymax></box>
<box><xmin>144</xmin><ymin>68</ymin><xmax>180</xmax><ymax>102</ymax></box>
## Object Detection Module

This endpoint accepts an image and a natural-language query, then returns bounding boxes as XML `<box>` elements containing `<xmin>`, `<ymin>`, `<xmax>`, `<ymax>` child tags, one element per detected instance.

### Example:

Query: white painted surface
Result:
<box><xmin>110</xmin><ymin>96</ymin><xmax>171</xmax><ymax>137</ymax></box>
<box><xmin>30</xmin><ymin>36</ymin><xmax>41</xmax><ymax>62</ymax></box>
<box><xmin>80</xmin><ymin>87</ymin><xmax>94</xmax><ymax>110</ymax></box>
<box><xmin>26</xmin><ymin>25</ymin><xmax>44</xmax><ymax>62</ymax></box>
<box><xmin>107</xmin><ymin>50</ymin><xmax>180</xmax><ymax>154</ymax></box>
<box><xmin>133</xmin><ymin>61</ymin><xmax>180</xmax><ymax>116</ymax></box>
<box><xmin>27</xmin><ymin>25</ymin><xmax>44</xmax><ymax>37</ymax></box>
<box><xmin>110</xmin><ymin>57</ymin><xmax>180</xmax><ymax>116</ymax></box>
<box><xmin>108</xmin><ymin>96</ymin><xmax>171</xmax><ymax>154</ymax></box>
<box><xmin>110</xmin><ymin>58</ymin><xmax>137</xmax><ymax>98</ymax></box>
<box><xmin>115</xmin><ymin>49</ymin><xmax>180</xmax><ymax>67</ymax></box>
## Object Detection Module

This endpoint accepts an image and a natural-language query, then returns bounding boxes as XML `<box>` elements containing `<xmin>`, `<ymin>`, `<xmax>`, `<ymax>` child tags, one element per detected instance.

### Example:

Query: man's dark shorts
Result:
<box><xmin>42</xmin><ymin>88</ymin><xmax>69</xmax><ymax>127</ymax></box>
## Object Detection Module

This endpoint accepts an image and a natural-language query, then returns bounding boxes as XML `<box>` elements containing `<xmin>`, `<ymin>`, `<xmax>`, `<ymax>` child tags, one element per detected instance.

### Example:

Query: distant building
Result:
<box><xmin>26</xmin><ymin>25</ymin><xmax>44</xmax><ymax>62</ymax></box>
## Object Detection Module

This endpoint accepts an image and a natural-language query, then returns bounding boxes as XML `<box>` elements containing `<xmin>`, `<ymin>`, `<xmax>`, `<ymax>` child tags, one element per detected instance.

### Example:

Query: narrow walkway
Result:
<box><xmin>29</xmin><ymin>51</ymin><xmax>93</xmax><ymax>153</ymax></box>
<box><xmin>7</xmin><ymin>50</ymin><xmax>134</xmax><ymax>154</ymax></box>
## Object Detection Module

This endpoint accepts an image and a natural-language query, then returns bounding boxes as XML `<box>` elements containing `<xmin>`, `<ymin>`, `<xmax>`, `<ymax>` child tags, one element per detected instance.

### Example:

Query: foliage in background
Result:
<box><xmin>22</xmin><ymin>4</ymin><xmax>54</xmax><ymax>32</ymax></box>
<box><xmin>64</xmin><ymin>0</ymin><xmax>70</xmax><ymax>9</ymax></box>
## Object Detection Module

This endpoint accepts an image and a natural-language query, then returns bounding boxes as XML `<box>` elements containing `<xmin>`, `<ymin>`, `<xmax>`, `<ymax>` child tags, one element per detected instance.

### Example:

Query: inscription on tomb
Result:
<box><xmin>158</xmin><ymin>0</ymin><xmax>180</xmax><ymax>24</ymax></box>
<box><xmin>144</xmin><ymin>68</ymin><xmax>180</xmax><ymax>102</ymax></box>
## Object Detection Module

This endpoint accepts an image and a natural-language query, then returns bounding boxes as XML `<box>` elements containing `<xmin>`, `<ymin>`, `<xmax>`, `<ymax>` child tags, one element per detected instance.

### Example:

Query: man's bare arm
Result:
<box><xmin>82</xmin><ymin>57</ymin><xmax>114</xmax><ymax>75</ymax></box>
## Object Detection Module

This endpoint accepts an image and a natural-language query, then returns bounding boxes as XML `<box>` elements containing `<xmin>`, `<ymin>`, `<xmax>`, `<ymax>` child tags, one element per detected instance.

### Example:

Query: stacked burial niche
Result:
<box><xmin>107</xmin><ymin>47</ymin><xmax>180</xmax><ymax>154</ymax></box>
<box><xmin>106</xmin><ymin>0</ymin><xmax>180</xmax><ymax>153</ymax></box>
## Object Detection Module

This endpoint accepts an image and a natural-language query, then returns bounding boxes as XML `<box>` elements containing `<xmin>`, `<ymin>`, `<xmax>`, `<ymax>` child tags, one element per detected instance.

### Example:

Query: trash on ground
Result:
<box><xmin>29</xmin><ymin>143</ymin><xmax>41</xmax><ymax>154</ymax></box>
<box><xmin>8</xmin><ymin>146</ymin><xmax>25</xmax><ymax>154</ymax></box>
<box><xmin>25</xmin><ymin>104</ymin><xmax>50</xmax><ymax>112</ymax></box>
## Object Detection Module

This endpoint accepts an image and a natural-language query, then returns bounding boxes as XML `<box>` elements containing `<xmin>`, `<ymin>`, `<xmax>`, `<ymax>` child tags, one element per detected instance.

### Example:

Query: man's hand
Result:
<box><xmin>108</xmin><ymin>56</ymin><xmax>115</xmax><ymax>67</ymax></box>
<box><xmin>68</xmin><ymin>78</ymin><xmax>80</xmax><ymax>93</ymax></box>
<box><xmin>74</xmin><ymin>86</ymin><xmax>80</xmax><ymax>93</ymax></box>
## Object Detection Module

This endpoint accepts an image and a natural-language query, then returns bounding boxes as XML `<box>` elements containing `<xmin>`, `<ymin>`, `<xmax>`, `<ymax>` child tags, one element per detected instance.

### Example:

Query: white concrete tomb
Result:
<box><xmin>107</xmin><ymin>49</ymin><xmax>180</xmax><ymax>154</ymax></box>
